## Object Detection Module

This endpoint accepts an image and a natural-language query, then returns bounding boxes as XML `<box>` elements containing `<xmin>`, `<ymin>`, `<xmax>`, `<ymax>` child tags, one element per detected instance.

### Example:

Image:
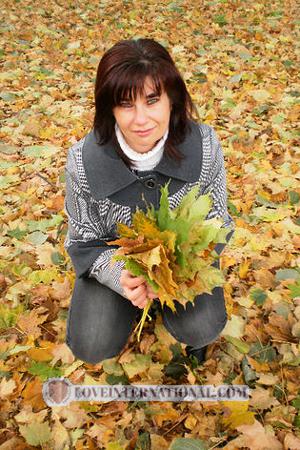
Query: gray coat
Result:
<box><xmin>64</xmin><ymin>119</ymin><xmax>235</xmax><ymax>296</ymax></box>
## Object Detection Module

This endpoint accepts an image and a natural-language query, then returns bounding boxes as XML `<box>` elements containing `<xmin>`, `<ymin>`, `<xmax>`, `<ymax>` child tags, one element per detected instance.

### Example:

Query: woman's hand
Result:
<box><xmin>120</xmin><ymin>269</ymin><xmax>157</xmax><ymax>309</ymax></box>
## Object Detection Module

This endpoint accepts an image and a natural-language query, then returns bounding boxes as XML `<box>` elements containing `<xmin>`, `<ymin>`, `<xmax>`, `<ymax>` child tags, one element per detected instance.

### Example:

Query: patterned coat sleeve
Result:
<box><xmin>199</xmin><ymin>124</ymin><xmax>235</xmax><ymax>256</ymax></box>
<box><xmin>64</xmin><ymin>140</ymin><xmax>125</xmax><ymax>296</ymax></box>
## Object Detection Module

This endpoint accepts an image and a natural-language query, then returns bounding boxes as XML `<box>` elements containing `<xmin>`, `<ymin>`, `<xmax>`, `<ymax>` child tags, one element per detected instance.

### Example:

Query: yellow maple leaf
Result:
<box><xmin>132</xmin><ymin>209</ymin><xmax>161</xmax><ymax>238</ymax></box>
<box><xmin>22</xmin><ymin>379</ymin><xmax>46</xmax><ymax>409</ymax></box>
<box><xmin>27</xmin><ymin>340</ymin><xmax>56</xmax><ymax>362</ymax></box>
<box><xmin>108</xmin><ymin>235</ymin><xmax>143</xmax><ymax>250</ymax></box>
<box><xmin>116</xmin><ymin>222</ymin><xmax>137</xmax><ymax>239</ymax></box>
<box><xmin>221</xmin><ymin>400</ymin><xmax>255</xmax><ymax>430</ymax></box>
<box><xmin>239</xmin><ymin>260</ymin><xmax>250</xmax><ymax>279</ymax></box>
<box><xmin>150</xmin><ymin>402</ymin><xmax>181</xmax><ymax>427</ymax></box>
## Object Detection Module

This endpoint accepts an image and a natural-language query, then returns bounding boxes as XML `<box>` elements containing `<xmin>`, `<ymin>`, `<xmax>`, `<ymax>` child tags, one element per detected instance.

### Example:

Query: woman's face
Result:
<box><xmin>112</xmin><ymin>76</ymin><xmax>172</xmax><ymax>153</ymax></box>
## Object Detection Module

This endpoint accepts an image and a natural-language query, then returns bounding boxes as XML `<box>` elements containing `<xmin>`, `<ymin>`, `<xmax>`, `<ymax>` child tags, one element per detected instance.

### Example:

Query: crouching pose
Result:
<box><xmin>64</xmin><ymin>38</ymin><xmax>235</xmax><ymax>365</ymax></box>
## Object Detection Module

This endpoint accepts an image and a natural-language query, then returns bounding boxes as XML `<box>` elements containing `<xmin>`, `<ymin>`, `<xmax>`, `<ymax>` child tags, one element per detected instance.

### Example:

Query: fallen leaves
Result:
<box><xmin>16</xmin><ymin>306</ymin><xmax>49</xmax><ymax>339</ymax></box>
<box><xmin>0</xmin><ymin>378</ymin><xmax>17</xmax><ymax>399</ymax></box>
<box><xmin>21</xmin><ymin>378</ymin><xmax>46</xmax><ymax>410</ymax></box>
<box><xmin>0</xmin><ymin>0</ymin><xmax>299</xmax><ymax>448</ymax></box>
<box><xmin>224</xmin><ymin>419</ymin><xmax>283</xmax><ymax>449</ymax></box>
<box><xmin>54</xmin><ymin>404</ymin><xmax>90</xmax><ymax>429</ymax></box>
<box><xmin>122</xmin><ymin>354</ymin><xmax>152</xmax><ymax>379</ymax></box>
<box><xmin>221</xmin><ymin>400</ymin><xmax>256</xmax><ymax>429</ymax></box>
<box><xmin>18</xmin><ymin>422</ymin><xmax>51</xmax><ymax>447</ymax></box>
<box><xmin>149</xmin><ymin>402</ymin><xmax>181</xmax><ymax>427</ymax></box>
<box><xmin>264</xmin><ymin>311</ymin><xmax>297</xmax><ymax>343</ymax></box>
<box><xmin>249</xmin><ymin>386</ymin><xmax>280</xmax><ymax>411</ymax></box>
<box><xmin>27</xmin><ymin>339</ymin><xmax>56</xmax><ymax>362</ymax></box>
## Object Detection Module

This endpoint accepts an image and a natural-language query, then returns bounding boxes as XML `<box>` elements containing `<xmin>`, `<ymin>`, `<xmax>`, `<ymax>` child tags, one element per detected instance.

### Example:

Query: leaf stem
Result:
<box><xmin>133</xmin><ymin>299</ymin><xmax>152</xmax><ymax>342</ymax></box>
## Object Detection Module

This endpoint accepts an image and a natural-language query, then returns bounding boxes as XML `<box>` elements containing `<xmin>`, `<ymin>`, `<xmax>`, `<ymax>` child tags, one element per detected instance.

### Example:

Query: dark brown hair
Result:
<box><xmin>93</xmin><ymin>38</ymin><xmax>199</xmax><ymax>166</ymax></box>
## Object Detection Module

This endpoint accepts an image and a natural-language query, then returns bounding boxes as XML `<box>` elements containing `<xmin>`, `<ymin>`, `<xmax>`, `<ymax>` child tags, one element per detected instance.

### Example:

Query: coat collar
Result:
<box><xmin>82</xmin><ymin>119</ymin><xmax>203</xmax><ymax>200</ymax></box>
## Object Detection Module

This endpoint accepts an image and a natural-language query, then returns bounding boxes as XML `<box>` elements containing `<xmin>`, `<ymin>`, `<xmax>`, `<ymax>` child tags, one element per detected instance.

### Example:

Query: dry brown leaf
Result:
<box><xmin>249</xmin><ymin>386</ymin><xmax>280</xmax><ymax>410</ymax></box>
<box><xmin>150</xmin><ymin>434</ymin><xmax>169</xmax><ymax>450</ymax></box>
<box><xmin>264</xmin><ymin>312</ymin><xmax>296</xmax><ymax>343</ymax></box>
<box><xmin>264</xmin><ymin>405</ymin><xmax>296</xmax><ymax>429</ymax></box>
<box><xmin>53</xmin><ymin>404</ymin><xmax>89</xmax><ymax>428</ymax></box>
<box><xmin>86</xmin><ymin>423</ymin><xmax>114</xmax><ymax>448</ymax></box>
<box><xmin>139</xmin><ymin>333</ymin><xmax>156</xmax><ymax>354</ymax></box>
<box><xmin>150</xmin><ymin>402</ymin><xmax>181</xmax><ymax>427</ymax></box>
<box><xmin>23</xmin><ymin>121</ymin><xmax>41</xmax><ymax>137</ymax></box>
<box><xmin>44</xmin><ymin>195</ymin><xmax>65</xmax><ymax>212</ymax></box>
<box><xmin>244</xmin><ymin>319</ymin><xmax>269</xmax><ymax>344</ymax></box>
<box><xmin>283</xmin><ymin>432</ymin><xmax>300</xmax><ymax>450</ymax></box>
<box><xmin>0</xmin><ymin>378</ymin><xmax>17</xmax><ymax>398</ymax></box>
<box><xmin>50</xmin><ymin>277</ymin><xmax>72</xmax><ymax>303</ymax></box>
<box><xmin>223</xmin><ymin>421</ymin><xmax>283</xmax><ymax>449</ymax></box>
<box><xmin>21</xmin><ymin>378</ymin><xmax>46</xmax><ymax>410</ymax></box>
<box><xmin>51</xmin><ymin>343</ymin><xmax>75</xmax><ymax>365</ymax></box>
<box><xmin>116</xmin><ymin>411</ymin><xmax>133</xmax><ymax>429</ymax></box>
<box><xmin>0</xmin><ymin>436</ymin><xmax>28</xmax><ymax>450</ymax></box>
<box><xmin>253</xmin><ymin>268</ymin><xmax>277</xmax><ymax>289</ymax></box>
<box><xmin>256</xmin><ymin>373</ymin><xmax>279</xmax><ymax>386</ymax></box>
<box><xmin>50</xmin><ymin>415</ymin><xmax>71</xmax><ymax>450</ymax></box>
<box><xmin>35</xmin><ymin>242</ymin><xmax>56</xmax><ymax>267</ymax></box>
<box><xmin>17</xmin><ymin>306</ymin><xmax>49</xmax><ymax>339</ymax></box>
<box><xmin>247</xmin><ymin>356</ymin><xmax>270</xmax><ymax>372</ymax></box>
<box><xmin>236</xmin><ymin>420</ymin><xmax>283</xmax><ymax>450</ymax></box>
<box><xmin>14</xmin><ymin>405</ymin><xmax>48</xmax><ymax>424</ymax></box>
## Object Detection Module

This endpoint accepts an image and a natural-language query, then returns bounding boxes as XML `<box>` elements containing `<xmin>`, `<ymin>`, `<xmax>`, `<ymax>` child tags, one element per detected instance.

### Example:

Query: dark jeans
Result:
<box><xmin>65</xmin><ymin>275</ymin><xmax>227</xmax><ymax>364</ymax></box>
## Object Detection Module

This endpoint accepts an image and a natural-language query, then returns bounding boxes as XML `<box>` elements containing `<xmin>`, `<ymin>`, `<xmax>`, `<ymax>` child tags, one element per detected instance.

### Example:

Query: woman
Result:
<box><xmin>64</xmin><ymin>38</ymin><xmax>235</xmax><ymax>365</ymax></box>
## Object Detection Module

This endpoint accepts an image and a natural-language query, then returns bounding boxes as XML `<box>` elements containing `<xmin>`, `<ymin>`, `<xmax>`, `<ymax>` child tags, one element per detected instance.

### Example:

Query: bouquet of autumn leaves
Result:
<box><xmin>107</xmin><ymin>181</ymin><xmax>232</xmax><ymax>341</ymax></box>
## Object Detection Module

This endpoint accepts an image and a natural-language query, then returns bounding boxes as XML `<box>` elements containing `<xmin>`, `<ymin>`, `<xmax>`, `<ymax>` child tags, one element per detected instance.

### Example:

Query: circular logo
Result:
<box><xmin>43</xmin><ymin>377</ymin><xmax>72</xmax><ymax>406</ymax></box>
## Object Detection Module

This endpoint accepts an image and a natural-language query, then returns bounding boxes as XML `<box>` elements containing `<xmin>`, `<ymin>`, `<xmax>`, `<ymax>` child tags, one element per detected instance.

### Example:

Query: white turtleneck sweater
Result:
<box><xmin>115</xmin><ymin>123</ymin><xmax>168</xmax><ymax>171</ymax></box>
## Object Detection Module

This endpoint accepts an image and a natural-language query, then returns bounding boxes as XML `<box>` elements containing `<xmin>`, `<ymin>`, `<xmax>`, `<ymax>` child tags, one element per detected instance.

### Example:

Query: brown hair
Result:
<box><xmin>93</xmin><ymin>38</ymin><xmax>199</xmax><ymax>166</ymax></box>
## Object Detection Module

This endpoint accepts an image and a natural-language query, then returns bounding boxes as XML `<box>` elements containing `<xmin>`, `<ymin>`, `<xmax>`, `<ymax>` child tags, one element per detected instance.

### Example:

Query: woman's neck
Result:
<box><xmin>115</xmin><ymin>123</ymin><xmax>168</xmax><ymax>171</ymax></box>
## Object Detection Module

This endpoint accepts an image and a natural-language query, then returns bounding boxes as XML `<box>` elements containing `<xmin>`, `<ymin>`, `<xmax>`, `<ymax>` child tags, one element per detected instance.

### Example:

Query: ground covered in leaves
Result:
<box><xmin>0</xmin><ymin>0</ymin><xmax>299</xmax><ymax>449</ymax></box>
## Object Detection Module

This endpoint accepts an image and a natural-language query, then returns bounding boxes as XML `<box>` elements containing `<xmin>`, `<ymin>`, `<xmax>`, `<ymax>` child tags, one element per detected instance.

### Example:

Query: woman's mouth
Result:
<box><xmin>134</xmin><ymin>127</ymin><xmax>155</xmax><ymax>136</ymax></box>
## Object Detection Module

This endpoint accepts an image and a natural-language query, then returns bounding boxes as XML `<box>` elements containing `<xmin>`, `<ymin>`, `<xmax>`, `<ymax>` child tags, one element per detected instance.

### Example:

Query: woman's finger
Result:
<box><xmin>130</xmin><ymin>283</ymin><xmax>147</xmax><ymax>302</ymax></box>
<box><xmin>132</xmin><ymin>297</ymin><xmax>148</xmax><ymax>309</ymax></box>
<box><xmin>130</xmin><ymin>291</ymin><xmax>147</xmax><ymax>306</ymax></box>
<box><xmin>122</xmin><ymin>271</ymin><xmax>145</xmax><ymax>289</ymax></box>
<box><xmin>123</xmin><ymin>283</ymin><xmax>146</xmax><ymax>303</ymax></box>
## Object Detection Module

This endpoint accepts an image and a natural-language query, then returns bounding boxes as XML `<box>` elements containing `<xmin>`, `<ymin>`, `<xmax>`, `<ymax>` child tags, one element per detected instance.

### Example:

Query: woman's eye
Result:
<box><xmin>119</xmin><ymin>97</ymin><xmax>159</xmax><ymax>108</ymax></box>
<box><xmin>148</xmin><ymin>98</ymin><xmax>159</xmax><ymax>104</ymax></box>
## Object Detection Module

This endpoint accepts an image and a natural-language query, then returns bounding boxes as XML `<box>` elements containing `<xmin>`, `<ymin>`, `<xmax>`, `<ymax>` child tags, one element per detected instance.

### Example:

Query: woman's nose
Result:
<box><xmin>134</xmin><ymin>105</ymin><xmax>148</xmax><ymax>125</ymax></box>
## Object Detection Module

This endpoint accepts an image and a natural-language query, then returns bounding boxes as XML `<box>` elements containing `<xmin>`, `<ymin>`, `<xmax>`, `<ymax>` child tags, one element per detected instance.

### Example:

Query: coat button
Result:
<box><xmin>144</xmin><ymin>178</ymin><xmax>156</xmax><ymax>189</ymax></box>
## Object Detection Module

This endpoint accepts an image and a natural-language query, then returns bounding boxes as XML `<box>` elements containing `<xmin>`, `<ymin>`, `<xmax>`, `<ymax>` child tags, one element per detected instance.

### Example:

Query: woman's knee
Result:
<box><xmin>163</xmin><ymin>311</ymin><xmax>227</xmax><ymax>348</ymax></box>
<box><xmin>161</xmin><ymin>286</ymin><xmax>227</xmax><ymax>347</ymax></box>
<box><xmin>66</xmin><ymin>337</ymin><xmax>123</xmax><ymax>364</ymax></box>
<box><xmin>66</xmin><ymin>310</ymin><xmax>130</xmax><ymax>363</ymax></box>
<box><xmin>65</xmin><ymin>276</ymin><xmax>137</xmax><ymax>364</ymax></box>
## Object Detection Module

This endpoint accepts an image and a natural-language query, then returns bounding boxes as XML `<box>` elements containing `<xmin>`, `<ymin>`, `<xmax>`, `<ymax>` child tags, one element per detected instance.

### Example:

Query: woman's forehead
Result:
<box><xmin>119</xmin><ymin>75</ymin><xmax>163</xmax><ymax>100</ymax></box>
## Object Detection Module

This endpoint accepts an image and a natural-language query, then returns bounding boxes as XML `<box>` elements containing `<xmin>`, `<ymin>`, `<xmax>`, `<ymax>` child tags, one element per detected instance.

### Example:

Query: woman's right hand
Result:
<box><xmin>120</xmin><ymin>269</ymin><xmax>157</xmax><ymax>309</ymax></box>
